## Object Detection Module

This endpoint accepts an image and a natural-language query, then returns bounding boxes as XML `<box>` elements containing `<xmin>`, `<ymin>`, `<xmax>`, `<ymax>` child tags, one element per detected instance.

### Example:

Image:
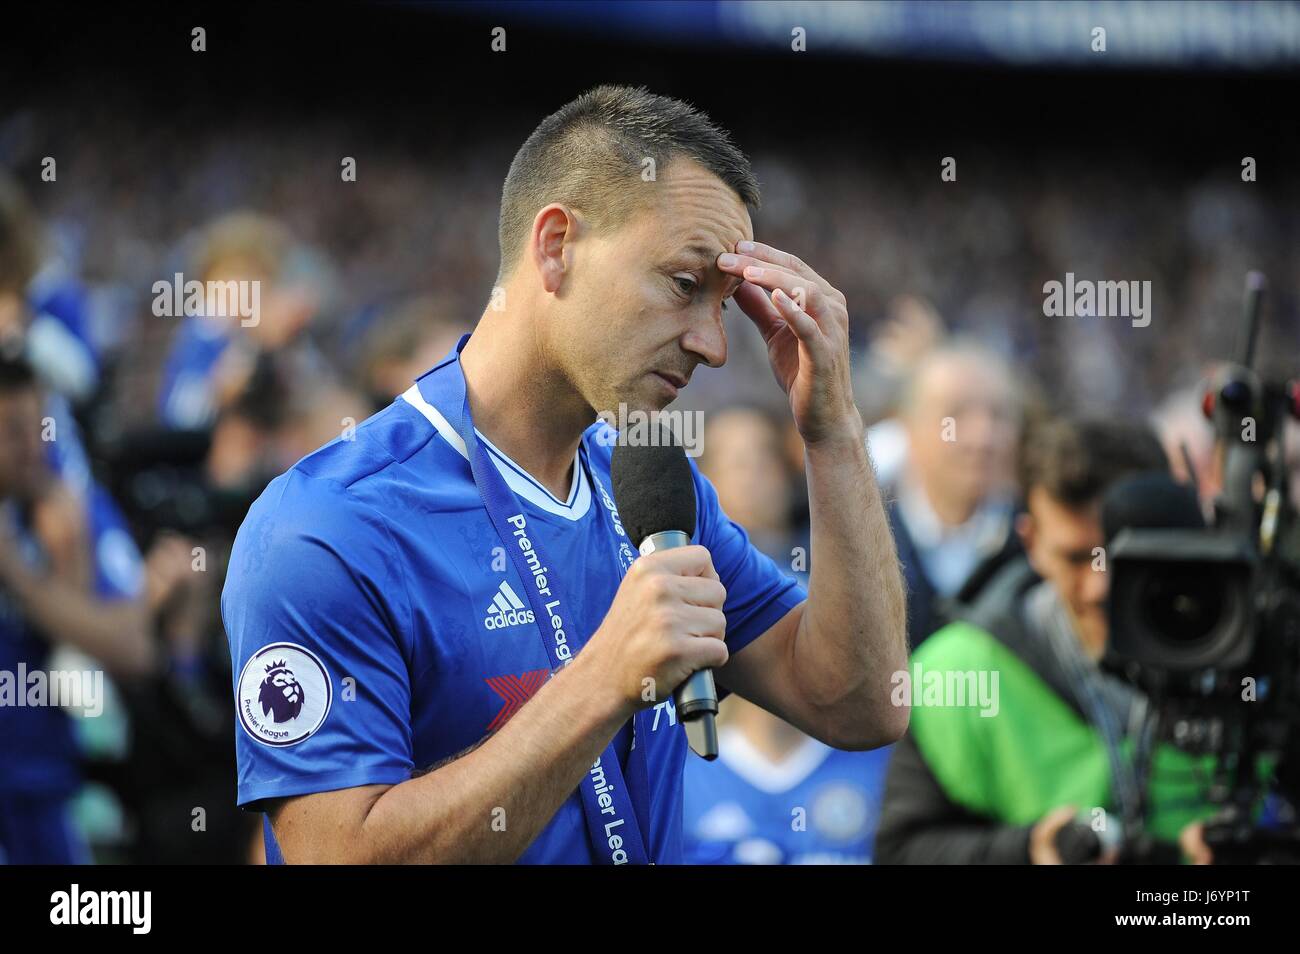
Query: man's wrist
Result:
<box><xmin>565</xmin><ymin>651</ymin><xmax>637</xmax><ymax>730</ymax></box>
<box><xmin>803</xmin><ymin>412</ymin><xmax>868</xmax><ymax>462</ymax></box>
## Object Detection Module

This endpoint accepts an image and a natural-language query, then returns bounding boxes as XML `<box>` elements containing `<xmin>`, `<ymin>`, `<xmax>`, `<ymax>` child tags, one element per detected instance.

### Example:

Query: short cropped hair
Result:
<box><xmin>496</xmin><ymin>85</ymin><xmax>760</xmax><ymax>282</ymax></box>
<box><xmin>1019</xmin><ymin>415</ymin><xmax>1168</xmax><ymax>508</ymax></box>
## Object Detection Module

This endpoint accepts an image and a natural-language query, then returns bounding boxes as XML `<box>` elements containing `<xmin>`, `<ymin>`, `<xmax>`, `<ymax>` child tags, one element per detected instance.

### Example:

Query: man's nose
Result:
<box><xmin>681</xmin><ymin>305</ymin><xmax>728</xmax><ymax>369</ymax></box>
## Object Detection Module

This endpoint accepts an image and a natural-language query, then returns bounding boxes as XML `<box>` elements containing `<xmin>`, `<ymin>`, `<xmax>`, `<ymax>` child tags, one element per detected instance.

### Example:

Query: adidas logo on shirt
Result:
<box><xmin>483</xmin><ymin>580</ymin><xmax>536</xmax><ymax>630</ymax></box>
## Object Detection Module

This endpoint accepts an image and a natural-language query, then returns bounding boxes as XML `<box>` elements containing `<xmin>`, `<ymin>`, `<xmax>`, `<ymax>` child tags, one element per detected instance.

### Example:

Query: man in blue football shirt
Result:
<box><xmin>223</xmin><ymin>85</ymin><xmax>908</xmax><ymax>864</ymax></box>
<box><xmin>683</xmin><ymin>697</ymin><xmax>891</xmax><ymax>864</ymax></box>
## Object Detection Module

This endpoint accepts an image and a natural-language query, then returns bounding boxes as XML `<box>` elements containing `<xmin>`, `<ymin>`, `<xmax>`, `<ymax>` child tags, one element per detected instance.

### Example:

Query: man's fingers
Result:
<box><xmin>736</xmin><ymin>240</ymin><xmax>830</xmax><ymax>288</ymax></box>
<box><xmin>718</xmin><ymin>247</ymin><xmax>833</xmax><ymax>307</ymax></box>
<box><xmin>679</xmin><ymin>615</ymin><xmax>730</xmax><ymax>671</ymax></box>
<box><xmin>772</xmin><ymin>288</ymin><xmax>830</xmax><ymax>361</ymax></box>
<box><xmin>679</xmin><ymin>605</ymin><xmax>727</xmax><ymax>639</ymax></box>
<box><xmin>638</xmin><ymin>544</ymin><xmax>719</xmax><ymax>581</ymax></box>
<box><xmin>733</xmin><ymin>280</ymin><xmax>786</xmax><ymax>341</ymax></box>
<box><xmin>670</xmin><ymin>574</ymin><xmax>727</xmax><ymax>609</ymax></box>
<box><xmin>1045</xmin><ymin>805</ymin><xmax>1078</xmax><ymax>832</ymax></box>
<box><xmin>740</xmin><ymin>264</ymin><xmax>832</xmax><ymax>321</ymax></box>
<box><xmin>688</xmin><ymin>634</ymin><xmax>729</xmax><ymax>671</ymax></box>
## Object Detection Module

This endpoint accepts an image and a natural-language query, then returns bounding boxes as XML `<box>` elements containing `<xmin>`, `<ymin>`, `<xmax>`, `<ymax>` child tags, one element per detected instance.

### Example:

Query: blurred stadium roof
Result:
<box><xmin>450</xmin><ymin>0</ymin><xmax>1300</xmax><ymax>69</ymax></box>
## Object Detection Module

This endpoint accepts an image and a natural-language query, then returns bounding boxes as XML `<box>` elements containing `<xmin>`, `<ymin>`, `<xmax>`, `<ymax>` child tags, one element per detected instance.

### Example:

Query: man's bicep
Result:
<box><xmin>270</xmin><ymin>784</ymin><xmax>393</xmax><ymax>864</ymax></box>
<box><xmin>224</xmin><ymin>476</ymin><xmax>416</xmax><ymax>810</ymax></box>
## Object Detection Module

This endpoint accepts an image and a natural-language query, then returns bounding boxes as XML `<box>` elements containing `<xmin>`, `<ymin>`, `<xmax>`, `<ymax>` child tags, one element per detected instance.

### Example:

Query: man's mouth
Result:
<box><xmin>652</xmin><ymin>370</ymin><xmax>689</xmax><ymax>394</ymax></box>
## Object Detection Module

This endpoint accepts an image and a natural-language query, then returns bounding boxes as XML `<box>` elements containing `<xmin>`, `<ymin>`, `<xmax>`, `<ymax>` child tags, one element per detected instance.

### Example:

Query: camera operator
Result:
<box><xmin>876</xmin><ymin>414</ymin><xmax>1232</xmax><ymax>864</ymax></box>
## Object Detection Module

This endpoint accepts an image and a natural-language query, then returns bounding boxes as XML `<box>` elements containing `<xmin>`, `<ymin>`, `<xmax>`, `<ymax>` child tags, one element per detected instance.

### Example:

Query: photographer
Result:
<box><xmin>876</xmin><ymin>414</ymin><xmax>1228</xmax><ymax>864</ymax></box>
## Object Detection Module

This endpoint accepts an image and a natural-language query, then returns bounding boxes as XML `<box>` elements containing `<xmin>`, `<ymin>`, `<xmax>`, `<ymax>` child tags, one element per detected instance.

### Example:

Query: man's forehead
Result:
<box><xmin>1029</xmin><ymin>488</ymin><xmax>1103</xmax><ymax>533</ymax></box>
<box><xmin>652</xmin><ymin>163</ymin><xmax>753</xmax><ymax>244</ymax></box>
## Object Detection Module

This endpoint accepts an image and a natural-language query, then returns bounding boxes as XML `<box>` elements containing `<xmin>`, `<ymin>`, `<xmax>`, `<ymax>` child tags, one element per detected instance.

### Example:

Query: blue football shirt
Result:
<box><xmin>222</xmin><ymin>347</ymin><xmax>806</xmax><ymax>863</ymax></box>
<box><xmin>683</xmin><ymin>729</ymin><xmax>892</xmax><ymax>864</ymax></box>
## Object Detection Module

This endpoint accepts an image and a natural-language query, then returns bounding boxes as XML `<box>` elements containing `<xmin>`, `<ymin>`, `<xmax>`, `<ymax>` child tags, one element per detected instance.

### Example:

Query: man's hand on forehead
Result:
<box><xmin>714</xmin><ymin>240</ymin><xmax>858</xmax><ymax>446</ymax></box>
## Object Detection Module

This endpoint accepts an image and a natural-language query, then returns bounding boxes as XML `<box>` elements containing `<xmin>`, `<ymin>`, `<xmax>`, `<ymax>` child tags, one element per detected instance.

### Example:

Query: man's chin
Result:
<box><xmin>596</xmin><ymin>395</ymin><xmax>673</xmax><ymax>430</ymax></box>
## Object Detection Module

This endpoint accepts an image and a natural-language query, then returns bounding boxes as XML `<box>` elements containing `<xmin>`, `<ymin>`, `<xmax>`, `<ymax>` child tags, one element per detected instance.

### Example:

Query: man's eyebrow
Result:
<box><xmin>675</xmin><ymin>244</ymin><xmax>719</xmax><ymax>265</ymax></box>
<box><xmin>677</xmin><ymin>243</ymin><xmax>744</xmax><ymax>295</ymax></box>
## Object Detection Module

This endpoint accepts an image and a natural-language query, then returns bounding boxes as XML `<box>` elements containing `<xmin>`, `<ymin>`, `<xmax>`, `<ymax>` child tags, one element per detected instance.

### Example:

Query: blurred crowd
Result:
<box><xmin>1</xmin><ymin>104</ymin><xmax>1297</xmax><ymax>863</ymax></box>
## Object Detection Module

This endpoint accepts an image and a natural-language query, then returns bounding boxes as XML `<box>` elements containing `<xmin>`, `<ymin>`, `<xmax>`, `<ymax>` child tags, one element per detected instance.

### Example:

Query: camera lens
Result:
<box><xmin>1140</xmin><ymin>565</ymin><xmax>1226</xmax><ymax>646</ymax></box>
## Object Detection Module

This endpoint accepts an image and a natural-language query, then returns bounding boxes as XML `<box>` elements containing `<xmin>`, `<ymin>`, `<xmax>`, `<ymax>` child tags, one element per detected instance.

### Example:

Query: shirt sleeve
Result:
<box><xmin>690</xmin><ymin>462</ymin><xmax>806</xmax><ymax>657</ymax></box>
<box><xmin>222</xmin><ymin>470</ymin><xmax>416</xmax><ymax>808</ymax></box>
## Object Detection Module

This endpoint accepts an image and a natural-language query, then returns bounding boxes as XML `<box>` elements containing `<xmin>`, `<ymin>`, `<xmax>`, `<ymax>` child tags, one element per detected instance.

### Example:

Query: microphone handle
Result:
<box><xmin>639</xmin><ymin>531</ymin><xmax>720</xmax><ymax>760</ymax></box>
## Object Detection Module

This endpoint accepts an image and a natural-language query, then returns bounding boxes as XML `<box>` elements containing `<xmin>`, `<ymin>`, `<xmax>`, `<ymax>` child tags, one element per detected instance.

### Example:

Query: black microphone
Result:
<box><xmin>610</xmin><ymin>435</ymin><xmax>719</xmax><ymax>760</ymax></box>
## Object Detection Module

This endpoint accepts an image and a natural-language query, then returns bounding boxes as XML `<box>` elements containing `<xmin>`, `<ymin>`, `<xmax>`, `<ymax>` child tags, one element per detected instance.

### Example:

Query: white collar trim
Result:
<box><xmin>400</xmin><ymin>384</ymin><xmax>591</xmax><ymax>521</ymax></box>
<box><xmin>718</xmin><ymin>726</ymin><xmax>833</xmax><ymax>794</ymax></box>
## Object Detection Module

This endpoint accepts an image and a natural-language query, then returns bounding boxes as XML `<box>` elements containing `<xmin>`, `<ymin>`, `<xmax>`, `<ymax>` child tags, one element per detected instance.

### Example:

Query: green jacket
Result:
<box><xmin>877</xmin><ymin>559</ymin><xmax>1227</xmax><ymax>863</ymax></box>
<box><xmin>910</xmin><ymin>617</ymin><xmax>1216</xmax><ymax>843</ymax></box>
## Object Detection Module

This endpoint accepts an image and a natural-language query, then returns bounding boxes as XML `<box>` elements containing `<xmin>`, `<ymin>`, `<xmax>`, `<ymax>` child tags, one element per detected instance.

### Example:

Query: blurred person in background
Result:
<box><xmin>856</xmin><ymin>294</ymin><xmax>947</xmax><ymax>489</ymax></box>
<box><xmin>201</xmin><ymin>359</ymin><xmax>368</xmax><ymax>493</ymax></box>
<box><xmin>156</xmin><ymin>211</ymin><xmax>325</xmax><ymax>431</ymax></box>
<box><xmin>1151</xmin><ymin>379</ymin><xmax>1220</xmax><ymax>516</ymax></box>
<box><xmin>0</xmin><ymin>174</ymin><xmax>100</xmax><ymax>405</ymax></box>
<box><xmin>888</xmin><ymin>341</ymin><xmax>1025</xmax><ymax>649</ymax></box>
<box><xmin>0</xmin><ymin>174</ymin><xmax>98</xmax><ymax>503</ymax></box>
<box><xmin>875</xmin><ymin>415</ymin><xmax>1229</xmax><ymax>864</ymax></box>
<box><xmin>0</xmin><ymin>351</ymin><xmax>152</xmax><ymax>863</ymax></box>
<box><xmin>88</xmin><ymin>526</ymin><xmax>259</xmax><ymax>864</ymax></box>
<box><xmin>355</xmin><ymin>295</ymin><xmax>472</xmax><ymax>413</ymax></box>
<box><xmin>149</xmin><ymin>215</ymin><xmax>365</xmax><ymax>493</ymax></box>
<box><xmin>695</xmin><ymin>406</ymin><xmax>804</xmax><ymax>570</ymax></box>
<box><xmin>682</xmin><ymin>406</ymin><xmax>891</xmax><ymax>864</ymax></box>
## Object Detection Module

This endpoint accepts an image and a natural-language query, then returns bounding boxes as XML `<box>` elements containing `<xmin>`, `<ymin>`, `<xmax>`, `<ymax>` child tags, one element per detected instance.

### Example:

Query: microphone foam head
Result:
<box><xmin>610</xmin><ymin>432</ymin><xmax>697</xmax><ymax>544</ymax></box>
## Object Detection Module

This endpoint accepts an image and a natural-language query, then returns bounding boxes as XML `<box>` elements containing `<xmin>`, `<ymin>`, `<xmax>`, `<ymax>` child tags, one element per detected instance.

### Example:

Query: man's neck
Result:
<box><xmin>458</xmin><ymin>306</ymin><xmax>594</xmax><ymax>500</ymax></box>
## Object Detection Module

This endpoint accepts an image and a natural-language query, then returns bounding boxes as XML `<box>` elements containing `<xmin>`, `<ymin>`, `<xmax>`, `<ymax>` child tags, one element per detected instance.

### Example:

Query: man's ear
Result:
<box><xmin>531</xmin><ymin>203</ymin><xmax>578</xmax><ymax>295</ymax></box>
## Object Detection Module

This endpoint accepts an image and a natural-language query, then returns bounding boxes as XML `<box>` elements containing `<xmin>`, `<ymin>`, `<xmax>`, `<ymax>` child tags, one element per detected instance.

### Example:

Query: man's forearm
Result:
<box><xmin>338</xmin><ymin>653</ymin><xmax>631</xmax><ymax>863</ymax></box>
<box><xmin>1</xmin><ymin>563</ymin><xmax>155</xmax><ymax>676</ymax></box>
<box><xmin>796</xmin><ymin>420</ymin><xmax>908</xmax><ymax>743</ymax></box>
